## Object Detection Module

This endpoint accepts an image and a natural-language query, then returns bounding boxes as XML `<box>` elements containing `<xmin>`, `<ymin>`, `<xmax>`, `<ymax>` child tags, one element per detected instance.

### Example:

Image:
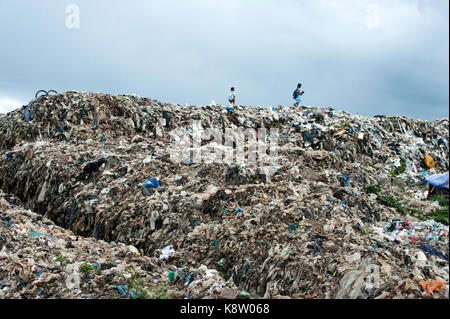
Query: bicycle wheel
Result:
<box><xmin>35</xmin><ymin>90</ymin><xmax>48</xmax><ymax>99</ymax></box>
<box><xmin>47</xmin><ymin>90</ymin><xmax>58</xmax><ymax>95</ymax></box>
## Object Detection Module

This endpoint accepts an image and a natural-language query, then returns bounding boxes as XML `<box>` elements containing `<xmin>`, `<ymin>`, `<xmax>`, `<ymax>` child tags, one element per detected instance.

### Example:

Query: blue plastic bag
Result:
<box><xmin>144</xmin><ymin>178</ymin><xmax>159</xmax><ymax>188</ymax></box>
<box><xmin>420</xmin><ymin>243</ymin><xmax>449</xmax><ymax>262</ymax></box>
<box><xmin>116</xmin><ymin>286</ymin><xmax>126</xmax><ymax>296</ymax></box>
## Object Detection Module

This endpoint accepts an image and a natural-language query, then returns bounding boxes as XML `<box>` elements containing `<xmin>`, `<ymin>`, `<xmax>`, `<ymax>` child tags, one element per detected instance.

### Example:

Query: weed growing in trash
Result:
<box><xmin>127</xmin><ymin>273</ymin><xmax>150</xmax><ymax>299</ymax></box>
<box><xmin>429</xmin><ymin>195</ymin><xmax>449</xmax><ymax>208</ymax></box>
<box><xmin>79</xmin><ymin>263</ymin><xmax>94</xmax><ymax>275</ymax></box>
<box><xmin>389</xmin><ymin>158</ymin><xmax>407</xmax><ymax>177</ymax></box>
<box><xmin>147</xmin><ymin>284</ymin><xmax>173</xmax><ymax>299</ymax></box>
<box><xmin>394</xmin><ymin>158</ymin><xmax>407</xmax><ymax>175</ymax></box>
<box><xmin>361</xmin><ymin>229</ymin><xmax>371</xmax><ymax>236</ymax></box>
<box><xmin>387</xmin><ymin>117</ymin><xmax>400</xmax><ymax>129</ymax></box>
<box><xmin>417</xmin><ymin>183</ymin><xmax>428</xmax><ymax>190</ymax></box>
<box><xmin>378</xmin><ymin>196</ymin><xmax>426</xmax><ymax>221</ymax></box>
<box><xmin>367</xmin><ymin>184</ymin><xmax>381</xmax><ymax>194</ymax></box>
<box><xmin>378</xmin><ymin>196</ymin><xmax>403</xmax><ymax>212</ymax></box>
<box><xmin>405</xmin><ymin>208</ymin><xmax>426</xmax><ymax>221</ymax></box>
<box><xmin>428</xmin><ymin>195</ymin><xmax>449</xmax><ymax>226</ymax></box>
<box><xmin>56</xmin><ymin>255</ymin><xmax>70</xmax><ymax>265</ymax></box>
<box><xmin>430</xmin><ymin>209</ymin><xmax>449</xmax><ymax>226</ymax></box>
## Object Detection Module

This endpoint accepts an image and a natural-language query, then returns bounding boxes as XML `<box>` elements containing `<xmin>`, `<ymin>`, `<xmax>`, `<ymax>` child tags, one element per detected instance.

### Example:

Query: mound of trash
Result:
<box><xmin>0</xmin><ymin>91</ymin><xmax>448</xmax><ymax>299</ymax></box>
<box><xmin>0</xmin><ymin>190</ymin><xmax>239</xmax><ymax>299</ymax></box>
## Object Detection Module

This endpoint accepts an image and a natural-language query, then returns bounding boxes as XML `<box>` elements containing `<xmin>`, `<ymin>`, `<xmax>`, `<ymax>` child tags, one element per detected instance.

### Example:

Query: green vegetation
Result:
<box><xmin>387</xmin><ymin>117</ymin><xmax>399</xmax><ymax>129</ymax></box>
<box><xmin>127</xmin><ymin>273</ymin><xmax>150</xmax><ymax>299</ymax></box>
<box><xmin>430</xmin><ymin>209</ymin><xmax>449</xmax><ymax>226</ymax></box>
<box><xmin>405</xmin><ymin>208</ymin><xmax>426</xmax><ymax>221</ymax></box>
<box><xmin>394</xmin><ymin>158</ymin><xmax>407</xmax><ymax>175</ymax></box>
<box><xmin>417</xmin><ymin>183</ymin><xmax>428</xmax><ymax>190</ymax></box>
<box><xmin>388</xmin><ymin>158</ymin><xmax>407</xmax><ymax>177</ymax></box>
<box><xmin>378</xmin><ymin>196</ymin><xmax>404</xmax><ymax>213</ymax></box>
<box><xmin>378</xmin><ymin>194</ymin><xmax>448</xmax><ymax>225</ymax></box>
<box><xmin>361</xmin><ymin>229</ymin><xmax>370</xmax><ymax>236</ymax></box>
<box><xmin>79</xmin><ymin>263</ymin><xmax>94</xmax><ymax>275</ymax></box>
<box><xmin>341</xmin><ymin>121</ymin><xmax>350</xmax><ymax>128</ymax></box>
<box><xmin>429</xmin><ymin>195</ymin><xmax>449</xmax><ymax>207</ymax></box>
<box><xmin>367</xmin><ymin>184</ymin><xmax>381</xmax><ymax>194</ymax></box>
<box><xmin>121</xmin><ymin>272</ymin><xmax>174</xmax><ymax>299</ymax></box>
<box><xmin>147</xmin><ymin>284</ymin><xmax>173</xmax><ymax>299</ymax></box>
<box><xmin>56</xmin><ymin>255</ymin><xmax>70</xmax><ymax>265</ymax></box>
<box><xmin>378</xmin><ymin>196</ymin><xmax>425</xmax><ymax>221</ymax></box>
<box><xmin>428</xmin><ymin>195</ymin><xmax>449</xmax><ymax>226</ymax></box>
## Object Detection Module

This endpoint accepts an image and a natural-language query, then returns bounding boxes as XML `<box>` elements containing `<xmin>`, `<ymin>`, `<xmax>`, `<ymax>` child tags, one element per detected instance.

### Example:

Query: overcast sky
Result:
<box><xmin>0</xmin><ymin>0</ymin><xmax>448</xmax><ymax>120</ymax></box>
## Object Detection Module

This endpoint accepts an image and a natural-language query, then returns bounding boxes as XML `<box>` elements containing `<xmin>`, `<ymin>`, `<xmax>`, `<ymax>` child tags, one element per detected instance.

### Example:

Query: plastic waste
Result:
<box><xmin>159</xmin><ymin>245</ymin><xmax>175</xmax><ymax>260</ymax></box>
<box><xmin>419</xmin><ymin>280</ymin><xmax>444</xmax><ymax>296</ymax></box>
<box><xmin>144</xmin><ymin>178</ymin><xmax>159</xmax><ymax>188</ymax></box>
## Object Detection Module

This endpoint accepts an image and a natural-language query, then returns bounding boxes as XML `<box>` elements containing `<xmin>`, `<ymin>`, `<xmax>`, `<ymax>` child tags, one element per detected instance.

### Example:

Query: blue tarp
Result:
<box><xmin>424</xmin><ymin>172</ymin><xmax>449</xmax><ymax>189</ymax></box>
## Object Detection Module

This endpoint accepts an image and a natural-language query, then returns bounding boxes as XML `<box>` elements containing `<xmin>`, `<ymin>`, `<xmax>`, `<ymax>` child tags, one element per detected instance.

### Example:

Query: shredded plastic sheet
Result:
<box><xmin>425</xmin><ymin>172</ymin><xmax>449</xmax><ymax>189</ymax></box>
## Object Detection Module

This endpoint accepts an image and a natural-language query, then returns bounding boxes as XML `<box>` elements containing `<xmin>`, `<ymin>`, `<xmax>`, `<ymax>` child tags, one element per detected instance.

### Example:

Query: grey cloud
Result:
<box><xmin>0</xmin><ymin>0</ymin><xmax>448</xmax><ymax>120</ymax></box>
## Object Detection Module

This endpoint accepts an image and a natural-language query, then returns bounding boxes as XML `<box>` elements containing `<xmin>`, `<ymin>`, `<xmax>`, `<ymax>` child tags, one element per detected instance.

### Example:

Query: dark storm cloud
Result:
<box><xmin>0</xmin><ymin>0</ymin><xmax>448</xmax><ymax>120</ymax></box>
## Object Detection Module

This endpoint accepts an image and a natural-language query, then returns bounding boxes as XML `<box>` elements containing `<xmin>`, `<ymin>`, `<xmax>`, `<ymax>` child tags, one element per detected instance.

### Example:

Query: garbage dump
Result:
<box><xmin>0</xmin><ymin>91</ymin><xmax>448</xmax><ymax>299</ymax></box>
<box><xmin>0</xmin><ymin>190</ymin><xmax>237</xmax><ymax>299</ymax></box>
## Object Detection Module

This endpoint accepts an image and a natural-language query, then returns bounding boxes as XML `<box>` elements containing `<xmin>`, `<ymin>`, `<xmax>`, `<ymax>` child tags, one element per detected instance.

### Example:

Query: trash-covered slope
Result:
<box><xmin>0</xmin><ymin>91</ymin><xmax>448</xmax><ymax>299</ymax></box>
<box><xmin>0</xmin><ymin>191</ymin><xmax>237</xmax><ymax>299</ymax></box>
